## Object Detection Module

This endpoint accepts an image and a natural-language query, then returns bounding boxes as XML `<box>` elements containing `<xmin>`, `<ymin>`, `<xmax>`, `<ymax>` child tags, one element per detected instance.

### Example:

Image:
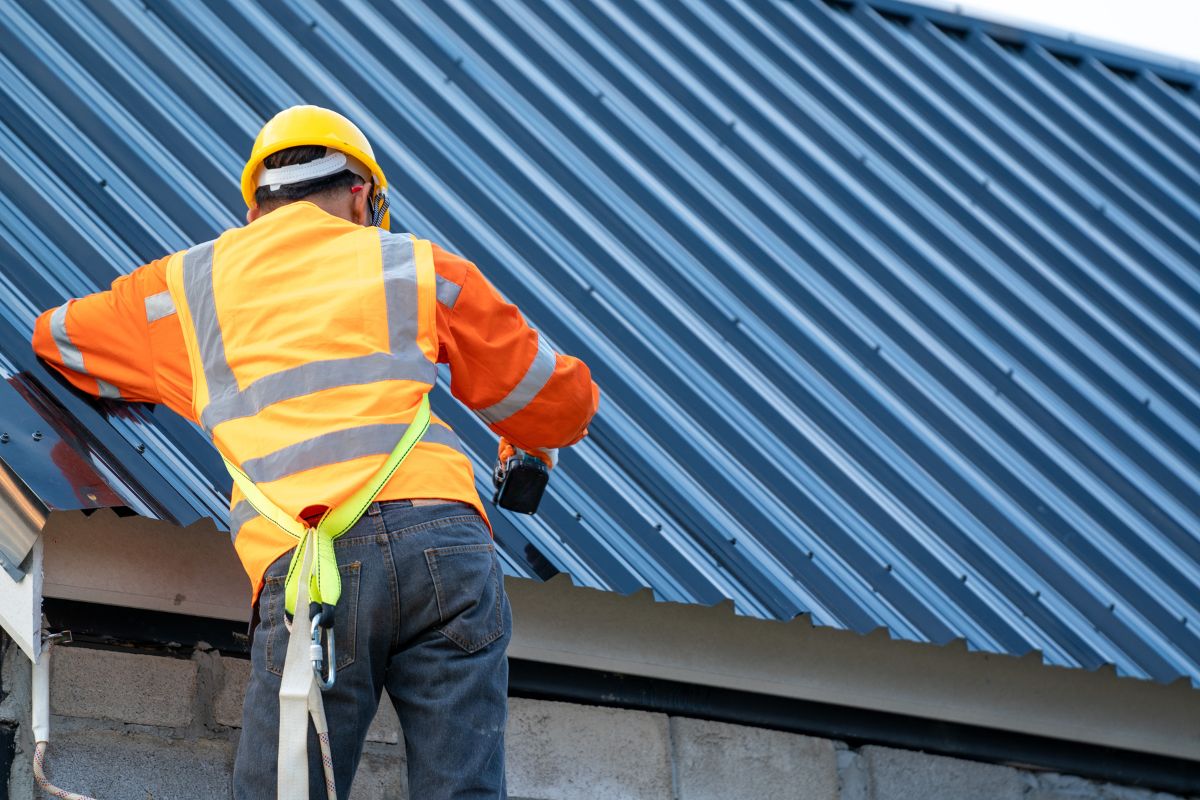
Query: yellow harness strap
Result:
<box><xmin>223</xmin><ymin>395</ymin><xmax>432</xmax><ymax>615</ymax></box>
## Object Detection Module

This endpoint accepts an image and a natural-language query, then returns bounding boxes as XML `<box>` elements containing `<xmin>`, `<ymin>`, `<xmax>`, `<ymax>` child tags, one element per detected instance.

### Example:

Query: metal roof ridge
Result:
<box><xmin>840</xmin><ymin>0</ymin><xmax>1200</xmax><ymax>86</ymax></box>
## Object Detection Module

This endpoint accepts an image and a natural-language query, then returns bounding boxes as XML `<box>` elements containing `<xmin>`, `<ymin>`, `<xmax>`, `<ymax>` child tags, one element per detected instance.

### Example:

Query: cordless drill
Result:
<box><xmin>492</xmin><ymin>449</ymin><xmax>553</xmax><ymax>514</ymax></box>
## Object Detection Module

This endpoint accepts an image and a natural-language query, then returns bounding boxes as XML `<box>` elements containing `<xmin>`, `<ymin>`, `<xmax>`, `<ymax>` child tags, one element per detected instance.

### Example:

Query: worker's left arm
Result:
<box><xmin>430</xmin><ymin>243</ymin><xmax>600</xmax><ymax>456</ymax></box>
<box><xmin>31</xmin><ymin>257</ymin><xmax>193</xmax><ymax>419</ymax></box>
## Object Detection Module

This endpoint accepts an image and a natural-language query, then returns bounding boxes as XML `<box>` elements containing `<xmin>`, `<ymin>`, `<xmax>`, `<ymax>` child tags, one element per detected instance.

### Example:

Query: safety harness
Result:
<box><xmin>224</xmin><ymin>394</ymin><xmax>431</xmax><ymax>799</ymax></box>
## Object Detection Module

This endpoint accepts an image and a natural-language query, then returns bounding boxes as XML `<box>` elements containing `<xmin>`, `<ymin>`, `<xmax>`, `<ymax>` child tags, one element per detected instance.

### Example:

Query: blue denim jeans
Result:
<box><xmin>232</xmin><ymin>500</ymin><xmax>511</xmax><ymax>799</ymax></box>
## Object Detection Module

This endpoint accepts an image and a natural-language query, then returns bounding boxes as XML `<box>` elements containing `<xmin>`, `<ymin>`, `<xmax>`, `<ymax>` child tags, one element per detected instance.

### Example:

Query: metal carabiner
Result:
<box><xmin>309</xmin><ymin>611</ymin><xmax>337</xmax><ymax>691</ymax></box>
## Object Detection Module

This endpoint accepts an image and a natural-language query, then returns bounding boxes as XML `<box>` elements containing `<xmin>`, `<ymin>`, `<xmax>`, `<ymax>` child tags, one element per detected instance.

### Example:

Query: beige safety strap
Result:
<box><xmin>277</xmin><ymin>529</ymin><xmax>336</xmax><ymax>800</ymax></box>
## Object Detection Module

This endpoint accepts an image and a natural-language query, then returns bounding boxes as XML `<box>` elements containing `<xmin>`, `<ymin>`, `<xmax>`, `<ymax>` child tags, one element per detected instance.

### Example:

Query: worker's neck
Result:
<box><xmin>287</xmin><ymin>198</ymin><xmax>356</xmax><ymax>224</ymax></box>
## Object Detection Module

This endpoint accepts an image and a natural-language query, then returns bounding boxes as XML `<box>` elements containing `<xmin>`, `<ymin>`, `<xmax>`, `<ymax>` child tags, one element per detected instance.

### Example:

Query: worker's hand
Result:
<box><xmin>493</xmin><ymin>438</ymin><xmax>557</xmax><ymax>513</ymax></box>
<box><xmin>497</xmin><ymin>438</ymin><xmax>558</xmax><ymax>470</ymax></box>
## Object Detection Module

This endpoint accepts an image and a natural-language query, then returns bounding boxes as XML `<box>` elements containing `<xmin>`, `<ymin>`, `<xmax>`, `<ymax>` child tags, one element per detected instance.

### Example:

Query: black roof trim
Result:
<box><xmin>512</xmin><ymin>659</ymin><xmax>1200</xmax><ymax>796</ymax></box>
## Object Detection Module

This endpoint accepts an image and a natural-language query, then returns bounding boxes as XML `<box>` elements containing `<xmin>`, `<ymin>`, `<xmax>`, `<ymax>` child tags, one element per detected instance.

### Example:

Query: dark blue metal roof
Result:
<box><xmin>0</xmin><ymin>0</ymin><xmax>1198</xmax><ymax>686</ymax></box>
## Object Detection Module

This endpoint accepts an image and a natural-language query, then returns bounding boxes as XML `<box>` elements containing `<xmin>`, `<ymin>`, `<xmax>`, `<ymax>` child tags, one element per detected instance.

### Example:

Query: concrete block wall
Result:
<box><xmin>1</xmin><ymin>638</ymin><xmax>1195</xmax><ymax>800</ymax></box>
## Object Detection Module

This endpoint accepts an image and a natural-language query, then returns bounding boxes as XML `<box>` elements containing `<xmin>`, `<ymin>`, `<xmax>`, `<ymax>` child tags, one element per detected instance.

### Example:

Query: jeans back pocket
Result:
<box><xmin>424</xmin><ymin>543</ymin><xmax>504</xmax><ymax>653</ymax></box>
<box><xmin>263</xmin><ymin>560</ymin><xmax>361</xmax><ymax>676</ymax></box>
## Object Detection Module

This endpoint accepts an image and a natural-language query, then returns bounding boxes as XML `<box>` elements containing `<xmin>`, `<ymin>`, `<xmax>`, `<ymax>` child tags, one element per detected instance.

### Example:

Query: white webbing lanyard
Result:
<box><xmin>277</xmin><ymin>528</ymin><xmax>337</xmax><ymax>800</ymax></box>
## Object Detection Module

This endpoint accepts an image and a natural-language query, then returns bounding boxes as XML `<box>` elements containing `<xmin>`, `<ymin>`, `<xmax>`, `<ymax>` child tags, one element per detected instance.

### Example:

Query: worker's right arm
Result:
<box><xmin>432</xmin><ymin>244</ymin><xmax>600</xmax><ymax>453</ymax></box>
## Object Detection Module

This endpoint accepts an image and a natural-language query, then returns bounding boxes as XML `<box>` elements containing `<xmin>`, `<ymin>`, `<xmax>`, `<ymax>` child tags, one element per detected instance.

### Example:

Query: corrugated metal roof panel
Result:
<box><xmin>0</xmin><ymin>0</ymin><xmax>1197</xmax><ymax>685</ymax></box>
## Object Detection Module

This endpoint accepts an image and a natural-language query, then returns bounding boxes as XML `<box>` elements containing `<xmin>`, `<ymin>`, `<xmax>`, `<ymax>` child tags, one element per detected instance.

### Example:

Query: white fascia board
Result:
<box><xmin>34</xmin><ymin>511</ymin><xmax>1200</xmax><ymax>761</ymax></box>
<box><xmin>0</xmin><ymin>470</ymin><xmax>46</xmax><ymax>661</ymax></box>
<box><xmin>506</xmin><ymin>575</ymin><xmax>1200</xmax><ymax>763</ymax></box>
<box><xmin>0</xmin><ymin>535</ymin><xmax>42</xmax><ymax>662</ymax></box>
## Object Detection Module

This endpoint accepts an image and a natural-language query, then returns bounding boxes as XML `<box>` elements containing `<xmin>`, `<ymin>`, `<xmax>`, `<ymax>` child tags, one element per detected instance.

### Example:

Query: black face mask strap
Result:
<box><xmin>370</xmin><ymin>189</ymin><xmax>389</xmax><ymax>228</ymax></box>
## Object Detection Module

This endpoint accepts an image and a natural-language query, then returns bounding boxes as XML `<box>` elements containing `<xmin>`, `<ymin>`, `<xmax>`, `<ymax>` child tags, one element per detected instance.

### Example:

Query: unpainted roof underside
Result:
<box><xmin>0</xmin><ymin>0</ymin><xmax>1197</xmax><ymax>685</ymax></box>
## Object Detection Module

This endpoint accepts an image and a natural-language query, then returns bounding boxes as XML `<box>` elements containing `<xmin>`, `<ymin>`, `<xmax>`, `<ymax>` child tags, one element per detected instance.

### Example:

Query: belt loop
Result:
<box><xmin>366</xmin><ymin>502</ymin><xmax>382</xmax><ymax>517</ymax></box>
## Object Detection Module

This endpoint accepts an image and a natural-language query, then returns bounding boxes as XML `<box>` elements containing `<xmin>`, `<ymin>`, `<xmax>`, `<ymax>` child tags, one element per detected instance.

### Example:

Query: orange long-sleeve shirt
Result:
<box><xmin>32</xmin><ymin>206</ymin><xmax>599</xmax><ymax>597</ymax></box>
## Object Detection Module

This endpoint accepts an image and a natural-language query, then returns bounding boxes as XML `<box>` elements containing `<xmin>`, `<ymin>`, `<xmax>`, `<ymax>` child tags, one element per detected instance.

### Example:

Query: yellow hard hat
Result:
<box><xmin>241</xmin><ymin>105</ymin><xmax>391</xmax><ymax>230</ymax></box>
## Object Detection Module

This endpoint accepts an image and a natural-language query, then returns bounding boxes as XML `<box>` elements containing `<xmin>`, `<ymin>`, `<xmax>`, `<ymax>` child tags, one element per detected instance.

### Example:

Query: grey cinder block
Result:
<box><xmin>365</xmin><ymin>698</ymin><xmax>402</xmax><ymax>745</ymax></box>
<box><xmin>36</xmin><ymin>731</ymin><xmax>233</xmax><ymax>799</ymax></box>
<box><xmin>213</xmin><ymin>655</ymin><xmax>250</xmax><ymax>728</ymax></box>
<box><xmin>50</xmin><ymin>646</ymin><xmax>196</xmax><ymax>728</ymax></box>
<box><xmin>213</xmin><ymin>654</ymin><xmax>399</xmax><ymax>744</ymax></box>
<box><xmin>671</xmin><ymin>716</ymin><xmax>838</xmax><ymax>800</ymax></box>
<box><xmin>505</xmin><ymin>698</ymin><xmax>673</xmax><ymax>800</ymax></box>
<box><xmin>861</xmin><ymin>745</ymin><xmax>1026</xmax><ymax>800</ymax></box>
<box><xmin>349</xmin><ymin>747</ymin><xmax>409</xmax><ymax>800</ymax></box>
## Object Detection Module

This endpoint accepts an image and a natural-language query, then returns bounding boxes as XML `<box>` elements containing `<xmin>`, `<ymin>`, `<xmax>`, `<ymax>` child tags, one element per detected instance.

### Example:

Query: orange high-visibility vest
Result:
<box><xmin>165</xmin><ymin>205</ymin><xmax>468</xmax><ymax>588</ymax></box>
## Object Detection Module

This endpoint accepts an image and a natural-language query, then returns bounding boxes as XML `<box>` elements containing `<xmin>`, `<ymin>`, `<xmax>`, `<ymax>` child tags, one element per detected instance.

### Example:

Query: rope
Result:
<box><xmin>34</xmin><ymin>742</ymin><xmax>97</xmax><ymax>800</ymax></box>
<box><xmin>317</xmin><ymin>732</ymin><xmax>336</xmax><ymax>800</ymax></box>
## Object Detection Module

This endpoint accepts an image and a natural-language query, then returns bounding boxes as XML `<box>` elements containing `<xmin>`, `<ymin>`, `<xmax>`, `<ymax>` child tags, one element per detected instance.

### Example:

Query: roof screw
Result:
<box><xmin>31</xmin><ymin>431</ymin><xmax>43</xmax><ymax>441</ymax></box>
<box><xmin>0</xmin><ymin>433</ymin><xmax>8</xmax><ymax>444</ymax></box>
<box><xmin>960</xmin><ymin>574</ymin><xmax>968</xmax><ymax>582</ymax></box>
<box><xmin>135</xmin><ymin>443</ymin><xmax>146</xmax><ymax>454</ymax></box>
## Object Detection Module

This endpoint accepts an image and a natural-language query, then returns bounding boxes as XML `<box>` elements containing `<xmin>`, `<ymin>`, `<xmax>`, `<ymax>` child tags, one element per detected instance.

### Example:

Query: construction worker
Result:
<box><xmin>31</xmin><ymin>105</ymin><xmax>599</xmax><ymax>799</ymax></box>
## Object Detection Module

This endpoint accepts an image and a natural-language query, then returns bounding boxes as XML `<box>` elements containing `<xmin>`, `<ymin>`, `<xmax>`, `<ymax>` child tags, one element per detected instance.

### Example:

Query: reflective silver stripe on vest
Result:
<box><xmin>435</xmin><ymin>274</ymin><xmax>462</xmax><ymax>309</ymax></box>
<box><xmin>181</xmin><ymin>240</ymin><xmax>237</xmax><ymax>410</ymax></box>
<box><xmin>50</xmin><ymin>302</ymin><xmax>123</xmax><ymax>399</ymax></box>
<box><xmin>144</xmin><ymin>291</ymin><xmax>176</xmax><ymax>323</ymax></box>
<box><xmin>50</xmin><ymin>302</ymin><xmax>86</xmax><ymax>373</ymax></box>
<box><xmin>380</xmin><ymin>230</ymin><xmax>420</xmax><ymax>355</ymax></box>
<box><xmin>183</xmin><ymin>233</ymin><xmax>436</xmax><ymax>432</ymax></box>
<box><xmin>200</xmin><ymin>352</ymin><xmax>437</xmax><ymax>431</ymax></box>
<box><xmin>229</xmin><ymin>500</ymin><xmax>257</xmax><ymax>544</ymax></box>
<box><xmin>239</xmin><ymin>422</ymin><xmax>466</xmax><ymax>484</ymax></box>
<box><xmin>477</xmin><ymin>334</ymin><xmax>557</xmax><ymax>424</ymax></box>
<box><xmin>96</xmin><ymin>379</ymin><xmax>122</xmax><ymax>399</ymax></box>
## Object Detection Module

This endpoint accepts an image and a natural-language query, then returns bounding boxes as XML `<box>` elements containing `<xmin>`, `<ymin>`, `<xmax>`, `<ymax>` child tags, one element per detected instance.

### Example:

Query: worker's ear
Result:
<box><xmin>246</xmin><ymin>205</ymin><xmax>262</xmax><ymax>224</ymax></box>
<box><xmin>352</xmin><ymin>182</ymin><xmax>371</xmax><ymax>226</ymax></box>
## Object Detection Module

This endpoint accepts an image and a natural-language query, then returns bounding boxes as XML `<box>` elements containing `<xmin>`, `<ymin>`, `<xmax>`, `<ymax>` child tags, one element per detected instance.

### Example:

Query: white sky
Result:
<box><xmin>938</xmin><ymin>0</ymin><xmax>1200</xmax><ymax>67</ymax></box>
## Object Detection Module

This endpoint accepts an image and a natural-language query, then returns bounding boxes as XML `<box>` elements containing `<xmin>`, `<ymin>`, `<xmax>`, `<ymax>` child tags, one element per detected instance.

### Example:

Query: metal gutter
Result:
<box><xmin>0</xmin><ymin>458</ymin><xmax>43</xmax><ymax>582</ymax></box>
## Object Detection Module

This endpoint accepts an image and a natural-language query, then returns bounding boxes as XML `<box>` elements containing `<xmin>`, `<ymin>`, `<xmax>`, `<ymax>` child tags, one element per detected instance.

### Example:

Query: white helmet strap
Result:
<box><xmin>256</xmin><ymin>148</ymin><xmax>372</xmax><ymax>192</ymax></box>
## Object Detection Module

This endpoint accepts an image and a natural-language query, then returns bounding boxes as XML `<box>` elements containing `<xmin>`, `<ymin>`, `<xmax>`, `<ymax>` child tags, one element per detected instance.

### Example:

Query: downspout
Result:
<box><xmin>31</xmin><ymin>629</ymin><xmax>99</xmax><ymax>800</ymax></box>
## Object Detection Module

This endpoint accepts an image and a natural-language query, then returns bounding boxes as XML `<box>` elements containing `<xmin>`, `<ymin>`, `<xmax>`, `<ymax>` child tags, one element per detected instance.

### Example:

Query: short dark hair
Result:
<box><xmin>252</xmin><ymin>145</ymin><xmax>364</xmax><ymax>210</ymax></box>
